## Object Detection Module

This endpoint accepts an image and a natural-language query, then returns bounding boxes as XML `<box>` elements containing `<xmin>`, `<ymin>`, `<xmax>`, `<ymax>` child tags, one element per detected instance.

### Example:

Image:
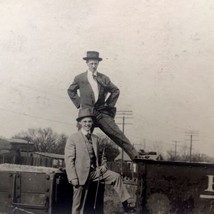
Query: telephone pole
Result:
<box><xmin>190</xmin><ymin>134</ymin><xmax>193</xmax><ymax>162</ymax></box>
<box><xmin>185</xmin><ymin>130</ymin><xmax>199</xmax><ymax>162</ymax></box>
<box><xmin>143</xmin><ymin>138</ymin><xmax>146</xmax><ymax>151</ymax></box>
<box><xmin>116</xmin><ymin>110</ymin><xmax>133</xmax><ymax>175</ymax></box>
<box><xmin>173</xmin><ymin>140</ymin><xmax>178</xmax><ymax>159</ymax></box>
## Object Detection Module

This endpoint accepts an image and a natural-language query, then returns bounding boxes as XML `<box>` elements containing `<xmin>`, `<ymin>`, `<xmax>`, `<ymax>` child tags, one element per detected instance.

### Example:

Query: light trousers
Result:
<box><xmin>71</xmin><ymin>169</ymin><xmax>130</xmax><ymax>214</ymax></box>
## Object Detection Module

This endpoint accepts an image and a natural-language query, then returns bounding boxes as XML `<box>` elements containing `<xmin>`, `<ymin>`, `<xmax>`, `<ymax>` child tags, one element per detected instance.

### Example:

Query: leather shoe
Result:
<box><xmin>124</xmin><ymin>206</ymin><xmax>136</xmax><ymax>213</ymax></box>
<box><xmin>123</xmin><ymin>201</ymin><xmax>136</xmax><ymax>213</ymax></box>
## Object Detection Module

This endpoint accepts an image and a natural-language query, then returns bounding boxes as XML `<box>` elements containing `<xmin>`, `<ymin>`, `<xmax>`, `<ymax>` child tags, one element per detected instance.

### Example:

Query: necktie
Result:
<box><xmin>86</xmin><ymin>133</ymin><xmax>92</xmax><ymax>143</ymax></box>
<box><xmin>93</xmin><ymin>75</ymin><xmax>106</xmax><ymax>87</ymax></box>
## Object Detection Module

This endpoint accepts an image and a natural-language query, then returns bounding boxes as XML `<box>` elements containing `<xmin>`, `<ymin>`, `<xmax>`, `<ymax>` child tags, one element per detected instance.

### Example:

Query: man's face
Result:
<box><xmin>79</xmin><ymin>117</ymin><xmax>93</xmax><ymax>132</ymax></box>
<box><xmin>87</xmin><ymin>59</ymin><xmax>99</xmax><ymax>73</ymax></box>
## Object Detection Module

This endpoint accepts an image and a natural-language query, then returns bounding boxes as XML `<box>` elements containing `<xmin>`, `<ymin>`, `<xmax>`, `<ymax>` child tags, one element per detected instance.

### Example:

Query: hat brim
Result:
<box><xmin>76</xmin><ymin>115</ymin><xmax>95</xmax><ymax>122</ymax></box>
<box><xmin>83</xmin><ymin>57</ymin><xmax>102</xmax><ymax>61</ymax></box>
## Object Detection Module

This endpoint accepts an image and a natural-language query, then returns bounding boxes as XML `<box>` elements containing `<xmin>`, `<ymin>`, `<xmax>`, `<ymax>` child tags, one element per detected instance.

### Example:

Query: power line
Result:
<box><xmin>18</xmin><ymin>83</ymin><xmax>68</xmax><ymax>100</ymax></box>
<box><xmin>1</xmin><ymin>81</ymin><xmax>201</xmax><ymax>135</ymax></box>
<box><xmin>0</xmin><ymin>107</ymin><xmax>73</xmax><ymax>126</ymax></box>
<box><xmin>0</xmin><ymin>82</ymin><xmax>69</xmax><ymax>103</ymax></box>
<box><xmin>139</xmin><ymin>114</ymin><xmax>194</xmax><ymax>132</ymax></box>
<box><xmin>0</xmin><ymin>81</ymin><xmax>67</xmax><ymax>98</ymax></box>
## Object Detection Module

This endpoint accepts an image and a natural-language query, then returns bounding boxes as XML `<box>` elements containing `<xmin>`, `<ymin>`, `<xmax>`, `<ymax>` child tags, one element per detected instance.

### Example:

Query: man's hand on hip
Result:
<box><xmin>70</xmin><ymin>178</ymin><xmax>79</xmax><ymax>187</ymax></box>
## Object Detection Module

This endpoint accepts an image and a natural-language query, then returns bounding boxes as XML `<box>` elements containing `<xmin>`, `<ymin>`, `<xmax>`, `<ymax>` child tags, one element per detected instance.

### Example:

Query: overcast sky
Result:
<box><xmin>0</xmin><ymin>0</ymin><xmax>214</xmax><ymax>157</ymax></box>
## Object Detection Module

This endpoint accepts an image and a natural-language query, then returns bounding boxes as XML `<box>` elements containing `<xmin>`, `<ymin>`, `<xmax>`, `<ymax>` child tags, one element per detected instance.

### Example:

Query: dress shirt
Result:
<box><xmin>87</xmin><ymin>70</ymin><xmax>99</xmax><ymax>102</ymax></box>
<box><xmin>81</xmin><ymin>129</ymin><xmax>91</xmax><ymax>136</ymax></box>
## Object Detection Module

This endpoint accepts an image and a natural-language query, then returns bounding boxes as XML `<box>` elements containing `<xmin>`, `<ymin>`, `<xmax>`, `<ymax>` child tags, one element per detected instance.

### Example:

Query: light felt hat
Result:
<box><xmin>76</xmin><ymin>108</ymin><xmax>95</xmax><ymax>122</ymax></box>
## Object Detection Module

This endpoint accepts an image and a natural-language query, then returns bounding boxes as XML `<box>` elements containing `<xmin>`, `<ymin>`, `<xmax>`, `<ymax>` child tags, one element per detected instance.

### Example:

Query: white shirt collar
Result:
<box><xmin>87</xmin><ymin>70</ymin><xmax>97</xmax><ymax>76</ymax></box>
<box><xmin>81</xmin><ymin>129</ymin><xmax>90</xmax><ymax>136</ymax></box>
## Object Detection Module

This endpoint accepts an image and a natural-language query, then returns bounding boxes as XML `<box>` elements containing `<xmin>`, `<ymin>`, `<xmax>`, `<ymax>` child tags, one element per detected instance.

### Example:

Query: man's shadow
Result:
<box><xmin>84</xmin><ymin>181</ymin><xmax>105</xmax><ymax>214</ymax></box>
<box><xmin>53</xmin><ymin>174</ymin><xmax>105</xmax><ymax>214</ymax></box>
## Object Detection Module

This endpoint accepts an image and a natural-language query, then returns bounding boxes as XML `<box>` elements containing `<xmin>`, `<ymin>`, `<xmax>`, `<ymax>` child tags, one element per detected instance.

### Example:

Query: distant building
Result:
<box><xmin>114</xmin><ymin>151</ymin><xmax>134</xmax><ymax>177</ymax></box>
<box><xmin>0</xmin><ymin>138</ymin><xmax>34</xmax><ymax>164</ymax></box>
<box><xmin>115</xmin><ymin>151</ymin><xmax>132</xmax><ymax>163</ymax></box>
<box><xmin>138</xmin><ymin>151</ymin><xmax>164</xmax><ymax>161</ymax></box>
<box><xmin>0</xmin><ymin>138</ymin><xmax>11</xmax><ymax>155</ymax></box>
<box><xmin>33</xmin><ymin>152</ymin><xmax>64</xmax><ymax>168</ymax></box>
<box><xmin>115</xmin><ymin>150</ymin><xmax>163</xmax><ymax>162</ymax></box>
<box><xmin>8</xmin><ymin>138</ymin><xmax>34</xmax><ymax>153</ymax></box>
<box><xmin>113</xmin><ymin>150</ymin><xmax>163</xmax><ymax>178</ymax></box>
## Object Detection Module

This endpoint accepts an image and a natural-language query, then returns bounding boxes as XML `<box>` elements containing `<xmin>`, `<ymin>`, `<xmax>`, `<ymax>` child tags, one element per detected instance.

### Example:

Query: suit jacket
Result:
<box><xmin>64</xmin><ymin>131</ymin><xmax>105</xmax><ymax>185</ymax></box>
<box><xmin>67</xmin><ymin>71</ymin><xmax>120</xmax><ymax>117</ymax></box>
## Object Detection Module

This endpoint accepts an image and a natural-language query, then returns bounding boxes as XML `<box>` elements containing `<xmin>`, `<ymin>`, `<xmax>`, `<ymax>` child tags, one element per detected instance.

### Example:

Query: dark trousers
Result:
<box><xmin>95</xmin><ymin>112</ymin><xmax>138</xmax><ymax>160</ymax></box>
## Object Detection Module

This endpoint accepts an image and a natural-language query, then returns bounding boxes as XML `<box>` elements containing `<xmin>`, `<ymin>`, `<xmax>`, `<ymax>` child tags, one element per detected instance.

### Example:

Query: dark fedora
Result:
<box><xmin>76</xmin><ymin>108</ymin><xmax>95</xmax><ymax>122</ymax></box>
<box><xmin>83</xmin><ymin>51</ymin><xmax>102</xmax><ymax>61</ymax></box>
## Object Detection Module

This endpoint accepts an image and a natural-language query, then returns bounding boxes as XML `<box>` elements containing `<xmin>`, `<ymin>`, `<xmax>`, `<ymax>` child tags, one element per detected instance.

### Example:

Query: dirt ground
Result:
<box><xmin>104</xmin><ymin>184</ymin><xmax>137</xmax><ymax>214</ymax></box>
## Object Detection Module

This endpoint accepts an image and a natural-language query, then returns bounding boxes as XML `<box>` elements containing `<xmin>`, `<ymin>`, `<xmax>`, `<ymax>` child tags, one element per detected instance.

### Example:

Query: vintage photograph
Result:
<box><xmin>0</xmin><ymin>0</ymin><xmax>214</xmax><ymax>213</ymax></box>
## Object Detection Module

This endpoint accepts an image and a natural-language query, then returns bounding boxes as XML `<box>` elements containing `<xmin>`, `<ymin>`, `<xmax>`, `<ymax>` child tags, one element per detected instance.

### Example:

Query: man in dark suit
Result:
<box><xmin>64</xmin><ymin>108</ymin><xmax>134</xmax><ymax>214</ymax></box>
<box><xmin>67</xmin><ymin>51</ymin><xmax>138</xmax><ymax>160</ymax></box>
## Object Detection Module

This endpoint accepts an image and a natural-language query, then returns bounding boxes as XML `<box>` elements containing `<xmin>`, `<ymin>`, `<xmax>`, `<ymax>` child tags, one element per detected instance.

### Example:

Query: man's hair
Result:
<box><xmin>76</xmin><ymin>122</ymin><xmax>82</xmax><ymax>130</ymax></box>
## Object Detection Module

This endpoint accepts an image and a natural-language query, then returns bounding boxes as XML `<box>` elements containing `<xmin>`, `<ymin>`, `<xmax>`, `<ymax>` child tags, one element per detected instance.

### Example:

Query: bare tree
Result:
<box><xmin>96</xmin><ymin>133</ymin><xmax>120</xmax><ymax>161</ymax></box>
<box><xmin>13</xmin><ymin>128</ymin><xmax>67</xmax><ymax>154</ymax></box>
<box><xmin>167</xmin><ymin>149</ymin><xmax>177</xmax><ymax>161</ymax></box>
<box><xmin>166</xmin><ymin>147</ymin><xmax>213</xmax><ymax>163</ymax></box>
<box><xmin>55</xmin><ymin>134</ymin><xmax>68</xmax><ymax>154</ymax></box>
<box><xmin>150</xmin><ymin>140</ymin><xmax>164</xmax><ymax>154</ymax></box>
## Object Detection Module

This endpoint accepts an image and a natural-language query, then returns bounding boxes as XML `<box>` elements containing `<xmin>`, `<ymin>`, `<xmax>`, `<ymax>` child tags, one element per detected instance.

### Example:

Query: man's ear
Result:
<box><xmin>76</xmin><ymin>122</ymin><xmax>82</xmax><ymax>130</ymax></box>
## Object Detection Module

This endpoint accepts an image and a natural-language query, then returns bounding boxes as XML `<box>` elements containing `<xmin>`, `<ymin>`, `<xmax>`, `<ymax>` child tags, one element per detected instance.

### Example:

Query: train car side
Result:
<box><xmin>135</xmin><ymin>159</ymin><xmax>214</xmax><ymax>214</ymax></box>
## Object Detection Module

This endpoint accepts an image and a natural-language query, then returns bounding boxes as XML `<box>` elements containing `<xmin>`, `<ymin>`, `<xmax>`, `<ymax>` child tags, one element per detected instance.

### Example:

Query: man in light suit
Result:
<box><xmin>67</xmin><ymin>51</ymin><xmax>138</xmax><ymax>160</ymax></box>
<box><xmin>64</xmin><ymin>108</ymin><xmax>134</xmax><ymax>214</ymax></box>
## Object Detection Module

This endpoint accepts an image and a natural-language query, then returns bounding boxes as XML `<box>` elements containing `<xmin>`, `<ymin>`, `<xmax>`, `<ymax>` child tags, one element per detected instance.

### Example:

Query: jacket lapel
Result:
<box><xmin>77</xmin><ymin>131</ymin><xmax>89</xmax><ymax>154</ymax></box>
<box><xmin>95</xmin><ymin>73</ymin><xmax>102</xmax><ymax>93</ymax></box>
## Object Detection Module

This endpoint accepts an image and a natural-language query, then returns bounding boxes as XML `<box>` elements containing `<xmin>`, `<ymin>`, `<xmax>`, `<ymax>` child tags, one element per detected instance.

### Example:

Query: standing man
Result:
<box><xmin>64</xmin><ymin>108</ymin><xmax>135</xmax><ymax>214</ymax></box>
<box><xmin>67</xmin><ymin>51</ymin><xmax>138</xmax><ymax>160</ymax></box>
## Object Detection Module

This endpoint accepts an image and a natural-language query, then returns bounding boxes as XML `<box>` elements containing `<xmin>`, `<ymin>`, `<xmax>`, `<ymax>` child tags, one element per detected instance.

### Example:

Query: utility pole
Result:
<box><xmin>185</xmin><ymin>130</ymin><xmax>199</xmax><ymax>162</ymax></box>
<box><xmin>190</xmin><ymin>134</ymin><xmax>193</xmax><ymax>162</ymax></box>
<box><xmin>173</xmin><ymin>140</ymin><xmax>178</xmax><ymax>159</ymax></box>
<box><xmin>116</xmin><ymin>110</ymin><xmax>133</xmax><ymax>176</ymax></box>
<box><xmin>27</xmin><ymin>140</ymin><xmax>29</xmax><ymax>164</ymax></box>
<box><xmin>121</xmin><ymin>115</ymin><xmax>125</xmax><ymax>175</ymax></box>
<box><xmin>143</xmin><ymin>138</ymin><xmax>146</xmax><ymax>151</ymax></box>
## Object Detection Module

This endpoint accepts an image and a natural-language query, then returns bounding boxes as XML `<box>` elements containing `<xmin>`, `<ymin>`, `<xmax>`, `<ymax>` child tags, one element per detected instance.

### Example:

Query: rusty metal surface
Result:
<box><xmin>0</xmin><ymin>164</ymin><xmax>72</xmax><ymax>214</ymax></box>
<box><xmin>0</xmin><ymin>164</ymin><xmax>103</xmax><ymax>214</ymax></box>
<box><xmin>2</xmin><ymin>161</ymin><xmax>214</xmax><ymax>214</ymax></box>
<box><xmin>135</xmin><ymin>160</ymin><xmax>214</xmax><ymax>214</ymax></box>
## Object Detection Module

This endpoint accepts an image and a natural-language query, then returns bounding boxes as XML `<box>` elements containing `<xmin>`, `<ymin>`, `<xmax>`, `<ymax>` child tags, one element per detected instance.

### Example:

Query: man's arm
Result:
<box><xmin>105</xmin><ymin>77</ymin><xmax>120</xmax><ymax>107</ymax></box>
<box><xmin>67</xmin><ymin>77</ymin><xmax>80</xmax><ymax>109</ymax></box>
<box><xmin>64</xmin><ymin>137</ymin><xmax>79</xmax><ymax>186</ymax></box>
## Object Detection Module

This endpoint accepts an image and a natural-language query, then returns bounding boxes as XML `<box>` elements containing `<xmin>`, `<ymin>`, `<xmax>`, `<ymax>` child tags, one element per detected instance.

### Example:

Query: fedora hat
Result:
<box><xmin>83</xmin><ymin>51</ymin><xmax>102</xmax><ymax>61</ymax></box>
<box><xmin>76</xmin><ymin>108</ymin><xmax>95</xmax><ymax>122</ymax></box>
